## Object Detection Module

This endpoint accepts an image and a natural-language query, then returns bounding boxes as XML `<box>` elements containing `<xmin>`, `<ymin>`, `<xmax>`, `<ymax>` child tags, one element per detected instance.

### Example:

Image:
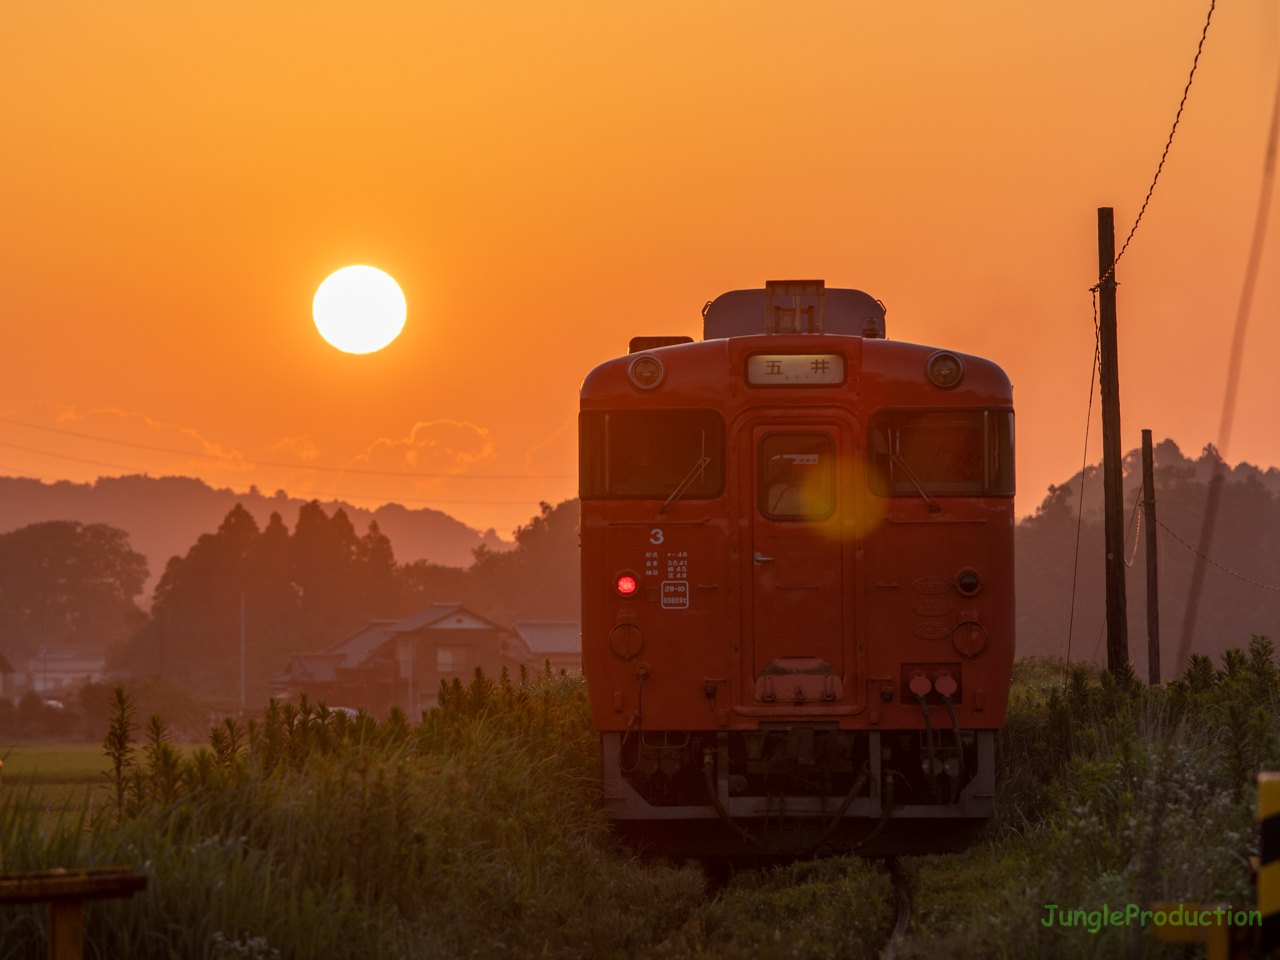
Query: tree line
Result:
<box><xmin>4</xmin><ymin>435</ymin><xmax>1275</xmax><ymax>704</ymax></box>
<box><xmin>0</xmin><ymin>499</ymin><xmax>580</xmax><ymax>704</ymax></box>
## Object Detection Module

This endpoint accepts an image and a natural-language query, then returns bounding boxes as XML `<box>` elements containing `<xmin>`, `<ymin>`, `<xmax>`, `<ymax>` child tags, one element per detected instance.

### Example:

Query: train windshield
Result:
<box><xmin>579</xmin><ymin>409</ymin><xmax>726</xmax><ymax>499</ymax></box>
<box><xmin>868</xmin><ymin>408</ymin><xmax>1014</xmax><ymax>498</ymax></box>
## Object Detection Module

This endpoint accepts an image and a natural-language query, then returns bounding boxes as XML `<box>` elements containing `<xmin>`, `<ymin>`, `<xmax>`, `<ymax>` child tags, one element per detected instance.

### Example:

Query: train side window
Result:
<box><xmin>579</xmin><ymin>409</ymin><xmax>725</xmax><ymax>500</ymax></box>
<box><xmin>758</xmin><ymin>433</ymin><xmax>836</xmax><ymax>520</ymax></box>
<box><xmin>868</xmin><ymin>408</ymin><xmax>1015</xmax><ymax>498</ymax></box>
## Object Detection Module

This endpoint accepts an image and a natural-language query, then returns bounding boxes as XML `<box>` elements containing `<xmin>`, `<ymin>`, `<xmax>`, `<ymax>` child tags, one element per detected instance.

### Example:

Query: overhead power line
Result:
<box><xmin>1101</xmin><ymin>0</ymin><xmax>1217</xmax><ymax>284</ymax></box>
<box><xmin>0</xmin><ymin>417</ymin><xmax>574</xmax><ymax>480</ymax></box>
<box><xmin>1157</xmin><ymin>517</ymin><xmax>1280</xmax><ymax>593</ymax></box>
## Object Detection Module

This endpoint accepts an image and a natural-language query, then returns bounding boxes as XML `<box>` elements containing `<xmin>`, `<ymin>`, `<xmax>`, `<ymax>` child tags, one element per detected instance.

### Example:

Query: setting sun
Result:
<box><xmin>312</xmin><ymin>265</ymin><xmax>406</xmax><ymax>354</ymax></box>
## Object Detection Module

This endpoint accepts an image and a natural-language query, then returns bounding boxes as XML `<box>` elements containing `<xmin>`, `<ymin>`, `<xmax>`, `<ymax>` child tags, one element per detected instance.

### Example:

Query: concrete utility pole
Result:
<box><xmin>1097</xmin><ymin>208</ymin><xmax>1129</xmax><ymax>674</ymax></box>
<box><xmin>1142</xmin><ymin>429</ymin><xmax>1160</xmax><ymax>683</ymax></box>
<box><xmin>239</xmin><ymin>592</ymin><xmax>246</xmax><ymax>709</ymax></box>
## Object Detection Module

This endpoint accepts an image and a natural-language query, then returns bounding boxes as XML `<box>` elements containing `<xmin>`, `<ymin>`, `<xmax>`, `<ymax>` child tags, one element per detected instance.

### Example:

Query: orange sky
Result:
<box><xmin>2</xmin><ymin>1</ymin><xmax>1278</xmax><ymax>540</ymax></box>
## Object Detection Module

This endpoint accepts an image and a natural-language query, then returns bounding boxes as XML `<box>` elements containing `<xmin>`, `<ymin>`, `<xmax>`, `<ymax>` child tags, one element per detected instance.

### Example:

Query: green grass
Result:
<box><xmin>2</xmin><ymin>646</ymin><xmax>1277</xmax><ymax>959</ymax></box>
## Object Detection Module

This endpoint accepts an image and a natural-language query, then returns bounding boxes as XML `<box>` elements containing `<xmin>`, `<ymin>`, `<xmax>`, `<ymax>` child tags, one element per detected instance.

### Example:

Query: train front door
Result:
<box><xmin>748</xmin><ymin>424</ymin><xmax>846</xmax><ymax>700</ymax></box>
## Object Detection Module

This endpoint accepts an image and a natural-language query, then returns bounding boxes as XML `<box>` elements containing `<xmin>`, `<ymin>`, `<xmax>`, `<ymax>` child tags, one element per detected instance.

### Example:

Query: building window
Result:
<box><xmin>436</xmin><ymin>646</ymin><xmax>467</xmax><ymax>673</ymax></box>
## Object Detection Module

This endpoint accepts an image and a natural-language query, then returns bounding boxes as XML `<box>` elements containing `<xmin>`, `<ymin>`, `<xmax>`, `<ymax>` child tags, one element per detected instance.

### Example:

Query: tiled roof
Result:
<box><xmin>514</xmin><ymin>621</ymin><xmax>581</xmax><ymax>655</ymax></box>
<box><xmin>274</xmin><ymin>604</ymin><xmax>510</xmax><ymax>686</ymax></box>
<box><xmin>388</xmin><ymin>603</ymin><xmax>505</xmax><ymax>633</ymax></box>
<box><xmin>324</xmin><ymin>619</ymin><xmax>401</xmax><ymax>668</ymax></box>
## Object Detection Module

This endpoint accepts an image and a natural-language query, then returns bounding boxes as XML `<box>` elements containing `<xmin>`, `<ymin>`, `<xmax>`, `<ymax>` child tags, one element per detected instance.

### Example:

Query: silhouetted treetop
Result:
<box><xmin>0</xmin><ymin>520</ymin><xmax>148</xmax><ymax>658</ymax></box>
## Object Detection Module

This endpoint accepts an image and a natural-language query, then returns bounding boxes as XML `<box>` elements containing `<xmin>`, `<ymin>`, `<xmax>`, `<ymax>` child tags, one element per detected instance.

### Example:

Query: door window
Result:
<box><xmin>758</xmin><ymin>433</ymin><xmax>836</xmax><ymax>520</ymax></box>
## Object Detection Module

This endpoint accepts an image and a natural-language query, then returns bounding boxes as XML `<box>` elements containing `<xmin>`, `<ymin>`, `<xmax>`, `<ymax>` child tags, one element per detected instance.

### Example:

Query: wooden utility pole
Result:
<box><xmin>1142</xmin><ymin>429</ymin><xmax>1160</xmax><ymax>683</ymax></box>
<box><xmin>239</xmin><ymin>591</ymin><xmax>246</xmax><ymax>709</ymax></box>
<box><xmin>1098</xmin><ymin>208</ymin><xmax>1129</xmax><ymax>674</ymax></box>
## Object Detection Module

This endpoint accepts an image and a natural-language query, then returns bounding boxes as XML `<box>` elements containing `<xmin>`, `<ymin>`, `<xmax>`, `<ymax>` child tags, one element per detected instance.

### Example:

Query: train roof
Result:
<box><xmin>581</xmin><ymin>335</ymin><xmax>1012</xmax><ymax>407</ymax></box>
<box><xmin>582</xmin><ymin>280</ymin><xmax>1012</xmax><ymax>406</ymax></box>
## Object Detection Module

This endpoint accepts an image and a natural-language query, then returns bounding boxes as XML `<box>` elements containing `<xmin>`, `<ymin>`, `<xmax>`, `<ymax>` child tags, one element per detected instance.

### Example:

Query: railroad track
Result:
<box><xmin>658</xmin><ymin>853</ymin><xmax>913</xmax><ymax>957</ymax></box>
<box><xmin>879</xmin><ymin>857</ymin><xmax>912</xmax><ymax>960</ymax></box>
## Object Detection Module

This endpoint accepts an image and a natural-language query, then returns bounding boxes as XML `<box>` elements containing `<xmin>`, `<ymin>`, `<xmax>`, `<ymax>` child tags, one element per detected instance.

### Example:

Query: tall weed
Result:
<box><xmin>1</xmin><ymin>669</ymin><xmax>702</xmax><ymax>959</ymax></box>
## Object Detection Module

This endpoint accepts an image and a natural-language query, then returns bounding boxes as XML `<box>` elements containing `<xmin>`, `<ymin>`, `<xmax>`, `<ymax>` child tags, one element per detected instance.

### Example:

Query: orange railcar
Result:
<box><xmin>579</xmin><ymin>281</ymin><xmax>1015</xmax><ymax>857</ymax></box>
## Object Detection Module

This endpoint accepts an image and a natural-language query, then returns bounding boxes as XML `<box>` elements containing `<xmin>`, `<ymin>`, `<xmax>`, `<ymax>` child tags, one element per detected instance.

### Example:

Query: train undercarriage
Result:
<box><xmin>602</xmin><ymin>724</ymin><xmax>995</xmax><ymax>858</ymax></box>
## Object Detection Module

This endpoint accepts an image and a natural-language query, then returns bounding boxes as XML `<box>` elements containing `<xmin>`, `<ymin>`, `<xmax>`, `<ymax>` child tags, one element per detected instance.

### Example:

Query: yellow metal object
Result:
<box><xmin>1261</xmin><ymin>861</ymin><xmax>1280</xmax><ymax>917</ymax></box>
<box><xmin>1260</xmin><ymin>772</ymin><xmax>1280</xmax><ymax>952</ymax></box>
<box><xmin>1148</xmin><ymin>903</ymin><xmax>1229</xmax><ymax>960</ymax></box>
<box><xmin>1258</xmin><ymin>771</ymin><xmax>1280</xmax><ymax>821</ymax></box>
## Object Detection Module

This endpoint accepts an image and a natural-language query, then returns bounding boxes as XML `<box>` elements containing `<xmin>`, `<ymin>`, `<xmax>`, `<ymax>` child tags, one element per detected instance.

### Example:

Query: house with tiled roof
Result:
<box><xmin>269</xmin><ymin>603</ymin><xmax>531</xmax><ymax>714</ymax></box>
<box><xmin>510</xmin><ymin>621</ymin><xmax>581</xmax><ymax>675</ymax></box>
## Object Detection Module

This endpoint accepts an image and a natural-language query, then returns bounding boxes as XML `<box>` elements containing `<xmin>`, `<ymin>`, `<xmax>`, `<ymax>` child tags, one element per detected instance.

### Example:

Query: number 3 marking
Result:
<box><xmin>649</xmin><ymin>528</ymin><xmax>664</xmax><ymax>545</ymax></box>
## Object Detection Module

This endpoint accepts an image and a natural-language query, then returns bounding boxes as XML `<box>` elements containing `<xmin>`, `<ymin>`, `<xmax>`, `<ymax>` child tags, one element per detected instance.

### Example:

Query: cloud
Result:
<box><xmin>267</xmin><ymin>434</ymin><xmax>321</xmax><ymax>461</ymax></box>
<box><xmin>344</xmin><ymin>420</ymin><xmax>497</xmax><ymax>483</ymax></box>
<box><xmin>57</xmin><ymin>407</ymin><xmax>254</xmax><ymax>474</ymax></box>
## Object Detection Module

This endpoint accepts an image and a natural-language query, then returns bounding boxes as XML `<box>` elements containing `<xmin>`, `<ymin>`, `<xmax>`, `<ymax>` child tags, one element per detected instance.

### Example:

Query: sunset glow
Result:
<box><xmin>1</xmin><ymin>0</ymin><xmax>1278</xmax><ymax>536</ymax></box>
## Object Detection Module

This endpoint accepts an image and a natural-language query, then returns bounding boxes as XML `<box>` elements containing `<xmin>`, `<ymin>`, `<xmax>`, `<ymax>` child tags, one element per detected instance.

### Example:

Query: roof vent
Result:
<box><xmin>628</xmin><ymin>336</ymin><xmax>693</xmax><ymax>354</ymax></box>
<box><xmin>702</xmin><ymin>286</ymin><xmax>885</xmax><ymax>340</ymax></box>
<box><xmin>765</xmin><ymin>280</ymin><xmax>825</xmax><ymax>334</ymax></box>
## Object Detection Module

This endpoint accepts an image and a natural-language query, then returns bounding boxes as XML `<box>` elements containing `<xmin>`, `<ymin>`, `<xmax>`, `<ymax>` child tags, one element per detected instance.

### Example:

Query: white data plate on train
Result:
<box><xmin>661</xmin><ymin>581</ymin><xmax>688</xmax><ymax>609</ymax></box>
<box><xmin>747</xmin><ymin>354</ymin><xmax>845</xmax><ymax>385</ymax></box>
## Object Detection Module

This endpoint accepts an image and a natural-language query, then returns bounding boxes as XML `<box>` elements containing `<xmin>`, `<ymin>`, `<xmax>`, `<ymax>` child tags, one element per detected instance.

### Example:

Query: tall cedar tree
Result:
<box><xmin>115</xmin><ymin>503</ymin><xmax>404</xmax><ymax>701</ymax></box>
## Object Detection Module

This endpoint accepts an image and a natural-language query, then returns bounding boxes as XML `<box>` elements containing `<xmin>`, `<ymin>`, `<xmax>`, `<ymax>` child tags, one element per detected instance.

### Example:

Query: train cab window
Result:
<box><xmin>758</xmin><ymin>433</ymin><xmax>836</xmax><ymax>520</ymax></box>
<box><xmin>579</xmin><ymin>409</ymin><xmax>725</xmax><ymax>499</ymax></box>
<box><xmin>868</xmin><ymin>408</ymin><xmax>1015</xmax><ymax>498</ymax></box>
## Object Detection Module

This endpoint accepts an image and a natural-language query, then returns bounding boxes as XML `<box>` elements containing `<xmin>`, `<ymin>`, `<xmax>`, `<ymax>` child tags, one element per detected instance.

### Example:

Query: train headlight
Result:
<box><xmin>616</xmin><ymin>574</ymin><xmax>638</xmax><ymax>596</ymax></box>
<box><xmin>628</xmin><ymin>354</ymin><xmax>665</xmax><ymax>390</ymax></box>
<box><xmin>955</xmin><ymin>569</ymin><xmax>982</xmax><ymax>596</ymax></box>
<box><xmin>926</xmin><ymin>351</ymin><xmax>965</xmax><ymax>389</ymax></box>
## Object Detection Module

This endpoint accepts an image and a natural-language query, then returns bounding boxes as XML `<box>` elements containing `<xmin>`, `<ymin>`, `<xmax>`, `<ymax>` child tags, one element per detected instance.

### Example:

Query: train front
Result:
<box><xmin>579</xmin><ymin>282</ymin><xmax>1015</xmax><ymax>857</ymax></box>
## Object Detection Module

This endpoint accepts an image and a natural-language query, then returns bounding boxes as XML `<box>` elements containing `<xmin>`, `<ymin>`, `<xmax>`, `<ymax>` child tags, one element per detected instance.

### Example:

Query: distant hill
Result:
<box><xmin>1016</xmin><ymin>440</ymin><xmax>1280</xmax><ymax>671</ymax></box>
<box><xmin>0</xmin><ymin>475</ymin><xmax>513</xmax><ymax>597</ymax></box>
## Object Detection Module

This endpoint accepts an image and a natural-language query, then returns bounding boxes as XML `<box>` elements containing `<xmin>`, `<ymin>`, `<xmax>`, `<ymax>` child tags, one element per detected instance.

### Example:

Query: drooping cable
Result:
<box><xmin>1102</xmin><ymin>0</ymin><xmax>1218</xmax><ymax>284</ymax></box>
<box><xmin>915</xmin><ymin>694</ymin><xmax>940</xmax><ymax>802</ymax></box>
<box><xmin>941</xmin><ymin>694</ymin><xmax>965</xmax><ymax>804</ymax></box>
<box><xmin>1063</xmin><ymin>297</ymin><xmax>1101</xmax><ymax>676</ymax></box>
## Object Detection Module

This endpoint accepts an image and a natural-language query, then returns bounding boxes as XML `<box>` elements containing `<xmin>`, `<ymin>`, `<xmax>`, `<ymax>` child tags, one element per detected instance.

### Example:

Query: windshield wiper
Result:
<box><xmin>889</xmin><ymin>452</ymin><xmax>942</xmax><ymax>513</ymax></box>
<box><xmin>874</xmin><ymin>431</ymin><xmax>941</xmax><ymax>513</ymax></box>
<box><xmin>659</xmin><ymin>432</ymin><xmax>710</xmax><ymax>514</ymax></box>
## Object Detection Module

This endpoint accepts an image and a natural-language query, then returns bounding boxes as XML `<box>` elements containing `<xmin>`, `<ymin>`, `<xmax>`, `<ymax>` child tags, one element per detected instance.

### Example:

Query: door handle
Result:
<box><xmin>754</xmin><ymin>552</ymin><xmax>774</xmax><ymax>565</ymax></box>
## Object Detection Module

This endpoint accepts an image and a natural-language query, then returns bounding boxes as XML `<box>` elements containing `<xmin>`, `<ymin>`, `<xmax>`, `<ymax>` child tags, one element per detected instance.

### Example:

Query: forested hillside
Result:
<box><xmin>1015</xmin><ymin>439</ymin><xmax>1280</xmax><ymax>668</ymax></box>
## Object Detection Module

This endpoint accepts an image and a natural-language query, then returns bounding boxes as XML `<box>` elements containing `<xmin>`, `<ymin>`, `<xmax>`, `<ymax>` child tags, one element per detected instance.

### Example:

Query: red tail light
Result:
<box><xmin>616</xmin><ymin>575</ymin><xmax>638</xmax><ymax>595</ymax></box>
